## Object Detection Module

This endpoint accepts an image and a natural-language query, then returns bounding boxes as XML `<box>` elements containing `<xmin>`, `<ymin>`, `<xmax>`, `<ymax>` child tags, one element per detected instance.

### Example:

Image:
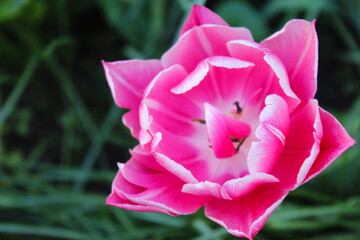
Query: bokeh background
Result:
<box><xmin>1</xmin><ymin>0</ymin><xmax>360</xmax><ymax>239</ymax></box>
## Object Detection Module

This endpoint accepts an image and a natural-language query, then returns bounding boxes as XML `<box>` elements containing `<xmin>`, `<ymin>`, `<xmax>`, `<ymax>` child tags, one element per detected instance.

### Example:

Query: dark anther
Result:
<box><xmin>233</xmin><ymin>101</ymin><xmax>242</xmax><ymax>114</ymax></box>
<box><xmin>193</xmin><ymin>119</ymin><xmax>206</xmax><ymax>124</ymax></box>
<box><xmin>235</xmin><ymin>137</ymin><xmax>246</xmax><ymax>153</ymax></box>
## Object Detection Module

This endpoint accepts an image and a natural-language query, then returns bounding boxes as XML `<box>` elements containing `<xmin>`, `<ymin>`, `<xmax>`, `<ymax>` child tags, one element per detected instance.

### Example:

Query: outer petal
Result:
<box><xmin>261</xmin><ymin>20</ymin><xmax>318</xmax><ymax>102</ymax></box>
<box><xmin>303</xmin><ymin>108</ymin><xmax>356</xmax><ymax>184</ymax></box>
<box><xmin>122</xmin><ymin>110</ymin><xmax>140</xmax><ymax>138</ymax></box>
<box><xmin>205</xmin><ymin>183</ymin><xmax>288</xmax><ymax>239</ymax></box>
<box><xmin>270</xmin><ymin>100</ymin><xmax>322</xmax><ymax>190</ymax></box>
<box><xmin>180</xmin><ymin>4</ymin><xmax>228</xmax><ymax>36</ymax></box>
<box><xmin>129</xmin><ymin>145</ymin><xmax>164</xmax><ymax>172</ymax></box>
<box><xmin>162</xmin><ymin>25</ymin><xmax>253</xmax><ymax>72</ymax></box>
<box><xmin>107</xmin><ymin>158</ymin><xmax>206</xmax><ymax>215</ymax></box>
<box><xmin>102</xmin><ymin>59</ymin><xmax>163</xmax><ymax>138</ymax></box>
<box><xmin>107</xmin><ymin>190</ymin><xmax>173</xmax><ymax>215</ymax></box>
<box><xmin>102</xmin><ymin>59</ymin><xmax>163</xmax><ymax>109</ymax></box>
<box><xmin>122</xmin><ymin>158</ymin><xmax>179</xmax><ymax>188</ymax></box>
<box><xmin>106</xmin><ymin>164</ymin><xmax>173</xmax><ymax>215</ymax></box>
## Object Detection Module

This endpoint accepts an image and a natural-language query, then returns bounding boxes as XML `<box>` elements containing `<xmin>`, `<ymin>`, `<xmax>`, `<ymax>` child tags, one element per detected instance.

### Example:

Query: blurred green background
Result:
<box><xmin>0</xmin><ymin>0</ymin><xmax>359</xmax><ymax>239</ymax></box>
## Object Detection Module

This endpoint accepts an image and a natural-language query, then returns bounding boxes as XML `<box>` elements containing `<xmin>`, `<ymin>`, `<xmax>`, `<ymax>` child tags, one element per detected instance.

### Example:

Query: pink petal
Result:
<box><xmin>171</xmin><ymin>56</ymin><xmax>254</xmax><ymax>107</ymax></box>
<box><xmin>182</xmin><ymin>173</ymin><xmax>278</xmax><ymax>201</ymax></box>
<box><xmin>227</xmin><ymin>40</ymin><xmax>300</xmax><ymax>113</ymax></box>
<box><xmin>182</xmin><ymin>181</ymin><xmax>230</xmax><ymax>200</ymax></box>
<box><xmin>270</xmin><ymin>100</ymin><xmax>322</xmax><ymax>190</ymax></box>
<box><xmin>303</xmin><ymin>108</ymin><xmax>356</xmax><ymax>184</ymax></box>
<box><xmin>141</xmin><ymin>64</ymin><xmax>202</xmax><ymax>136</ymax></box>
<box><xmin>149</xmin><ymin>126</ymin><xmax>200</xmax><ymax>161</ymax></box>
<box><xmin>221</xmin><ymin>112</ymin><xmax>251</xmax><ymax>139</ymax></box>
<box><xmin>205</xmin><ymin>103</ymin><xmax>235</xmax><ymax>158</ymax></box>
<box><xmin>122</xmin><ymin>110</ymin><xmax>140</xmax><ymax>138</ymax></box>
<box><xmin>153</xmin><ymin>151</ymin><xmax>199</xmax><ymax>184</ymax></box>
<box><xmin>139</xmin><ymin>129</ymin><xmax>152</xmax><ymax>147</ymax></box>
<box><xmin>180</xmin><ymin>4</ymin><xmax>228</xmax><ymax>36</ymax></box>
<box><xmin>108</xmin><ymin>163</ymin><xmax>205</xmax><ymax>215</ymax></box>
<box><xmin>129</xmin><ymin>183</ymin><xmax>206</xmax><ymax>215</ymax></box>
<box><xmin>106</xmin><ymin>164</ymin><xmax>173</xmax><ymax>215</ymax></box>
<box><xmin>248</xmin><ymin>95</ymin><xmax>289</xmax><ymax>174</ymax></box>
<box><xmin>151</xmin><ymin>132</ymin><xmax>210</xmax><ymax>182</ymax></box>
<box><xmin>205</xmin><ymin>183</ymin><xmax>288</xmax><ymax>239</ymax></box>
<box><xmin>122</xmin><ymin>158</ymin><xmax>178</xmax><ymax>188</ymax></box>
<box><xmin>259</xmin><ymin>94</ymin><xmax>290</xmax><ymax>138</ymax></box>
<box><xmin>102</xmin><ymin>59</ymin><xmax>163</xmax><ymax>109</ymax></box>
<box><xmin>261</xmin><ymin>20</ymin><xmax>318</xmax><ymax>102</ymax></box>
<box><xmin>222</xmin><ymin>173</ymin><xmax>279</xmax><ymax>199</ymax></box>
<box><xmin>107</xmin><ymin>189</ymin><xmax>173</xmax><ymax>215</ymax></box>
<box><xmin>129</xmin><ymin>145</ymin><xmax>164</xmax><ymax>172</ymax></box>
<box><xmin>294</xmin><ymin>105</ymin><xmax>323</xmax><ymax>187</ymax></box>
<box><xmin>162</xmin><ymin>25</ymin><xmax>253</xmax><ymax>72</ymax></box>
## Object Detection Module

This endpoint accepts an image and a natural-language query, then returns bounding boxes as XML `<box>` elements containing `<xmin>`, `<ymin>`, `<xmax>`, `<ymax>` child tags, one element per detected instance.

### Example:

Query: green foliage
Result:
<box><xmin>0</xmin><ymin>0</ymin><xmax>359</xmax><ymax>239</ymax></box>
<box><xmin>216</xmin><ymin>1</ymin><xmax>268</xmax><ymax>41</ymax></box>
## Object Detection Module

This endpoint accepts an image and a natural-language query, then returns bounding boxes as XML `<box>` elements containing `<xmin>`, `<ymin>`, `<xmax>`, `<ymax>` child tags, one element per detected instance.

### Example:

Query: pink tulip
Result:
<box><xmin>102</xmin><ymin>5</ymin><xmax>355</xmax><ymax>239</ymax></box>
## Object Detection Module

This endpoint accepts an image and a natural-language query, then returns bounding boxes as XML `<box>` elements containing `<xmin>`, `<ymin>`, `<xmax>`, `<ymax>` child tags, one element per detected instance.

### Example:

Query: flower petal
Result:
<box><xmin>205</xmin><ymin>103</ymin><xmax>235</xmax><ymax>158</ymax></box>
<box><xmin>108</xmin><ymin>162</ymin><xmax>205</xmax><ymax>215</ymax></box>
<box><xmin>222</xmin><ymin>173</ymin><xmax>279</xmax><ymax>199</ymax></box>
<box><xmin>122</xmin><ymin>110</ymin><xmax>140</xmax><ymax>138</ymax></box>
<box><xmin>261</xmin><ymin>20</ymin><xmax>318</xmax><ymax>102</ymax></box>
<box><xmin>270</xmin><ymin>100</ymin><xmax>322</xmax><ymax>190</ymax></box>
<box><xmin>180</xmin><ymin>4</ymin><xmax>228</xmax><ymax>36</ymax></box>
<box><xmin>303</xmin><ymin>108</ymin><xmax>356</xmax><ymax>184</ymax></box>
<box><xmin>153</xmin><ymin>151</ymin><xmax>199</xmax><ymax>184</ymax></box>
<box><xmin>129</xmin><ymin>145</ymin><xmax>164</xmax><ymax>171</ymax></box>
<box><xmin>102</xmin><ymin>59</ymin><xmax>163</xmax><ymax>109</ymax></box>
<box><xmin>227</xmin><ymin>40</ymin><xmax>300</xmax><ymax>113</ymax></box>
<box><xmin>162</xmin><ymin>25</ymin><xmax>253</xmax><ymax>72</ymax></box>
<box><xmin>182</xmin><ymin>181</ymin><xmax>230</xmax><ymax>199</ymax></box>
<box><xmin>205</xmin><ymin>183</ymin><xmax>288</xmax><ymax>239</ymax></box>
<box><xmin>171</xmin><ymin>56</ymin><xmax>254</xmax><ymax>108</ymax></box>
<box><xmin>248</xmin><ymin>95</ymin><xmax>289</xmax><ymax>174</ymax></box>
<box><xmin>106</xmin><ymin>164</ymin><xmax>173</xmax><ymax>215</ymax></box>
<box><xmin>107</xmin><ymin>189</ymin><xmax>173</xmax><ymax>215</ymax></box>
<box><xmin>221</xmin><ymin>112</ymin><xmax>251</xmax><ymax>140</ymax></box>
<box><xmin>141</xmin><ymin>64</ymin><xmax>202</xmax><ymax>137</ymax></box>
<box><xmin>122</xmin><ymin>158</ymin><xmax>178</xmax><ymax>189</ymax></box>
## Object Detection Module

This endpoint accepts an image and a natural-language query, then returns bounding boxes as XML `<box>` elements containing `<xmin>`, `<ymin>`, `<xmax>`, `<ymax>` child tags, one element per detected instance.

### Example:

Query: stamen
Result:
<box><xmin>193</xmin><ymin>119</ymin><xmax>206</xmax><ymax>124</ymax></box>
<box><xmin>235</xmin><ymin>137</ymin><xmax>246</xmax><ymax>153</ymax></box>
<box><xmin>233</xmin><ymin>101</ymin><xmax>242</xmax><ymax>114</ymax></box>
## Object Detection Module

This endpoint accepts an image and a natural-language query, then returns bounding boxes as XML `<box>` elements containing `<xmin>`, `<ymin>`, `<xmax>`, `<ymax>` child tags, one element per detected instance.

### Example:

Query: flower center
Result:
<box><xmin>193</xmin><ymin>102</ymin><xmax>251</xmax><ymax>159</ymax></box>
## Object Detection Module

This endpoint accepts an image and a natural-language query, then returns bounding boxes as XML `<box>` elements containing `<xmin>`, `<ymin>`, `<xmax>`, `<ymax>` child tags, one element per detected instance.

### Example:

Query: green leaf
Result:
<box><xmin>0</xmin><ymin>0</ymin><xmax>29</xmax><ymax>22</ymax></box>
<box><xmin>0</xmin><ymin>223</ymin><xmax>88</xmax><ymax>239</ymax></box>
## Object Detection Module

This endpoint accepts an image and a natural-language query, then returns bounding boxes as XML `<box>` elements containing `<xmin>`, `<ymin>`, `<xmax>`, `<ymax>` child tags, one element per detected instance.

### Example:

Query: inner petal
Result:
<box><xmin>171</xmin><ymin>56</ymin><xmax>255</xmax><ymax>110</ymax></box>
<box><xmin>162</xmin><ymin>25</ymin><xmax>253</xmax><ymax>73</ymax></box>
<box><xmin>227</xmin><ymin>40</ymin><xmax>300</xmax><ymax>113</ymax></box>
<box><xmin>204</xmin><ymin>103</ymin><xmax>236</xmax><ymax>158</ymax></box>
